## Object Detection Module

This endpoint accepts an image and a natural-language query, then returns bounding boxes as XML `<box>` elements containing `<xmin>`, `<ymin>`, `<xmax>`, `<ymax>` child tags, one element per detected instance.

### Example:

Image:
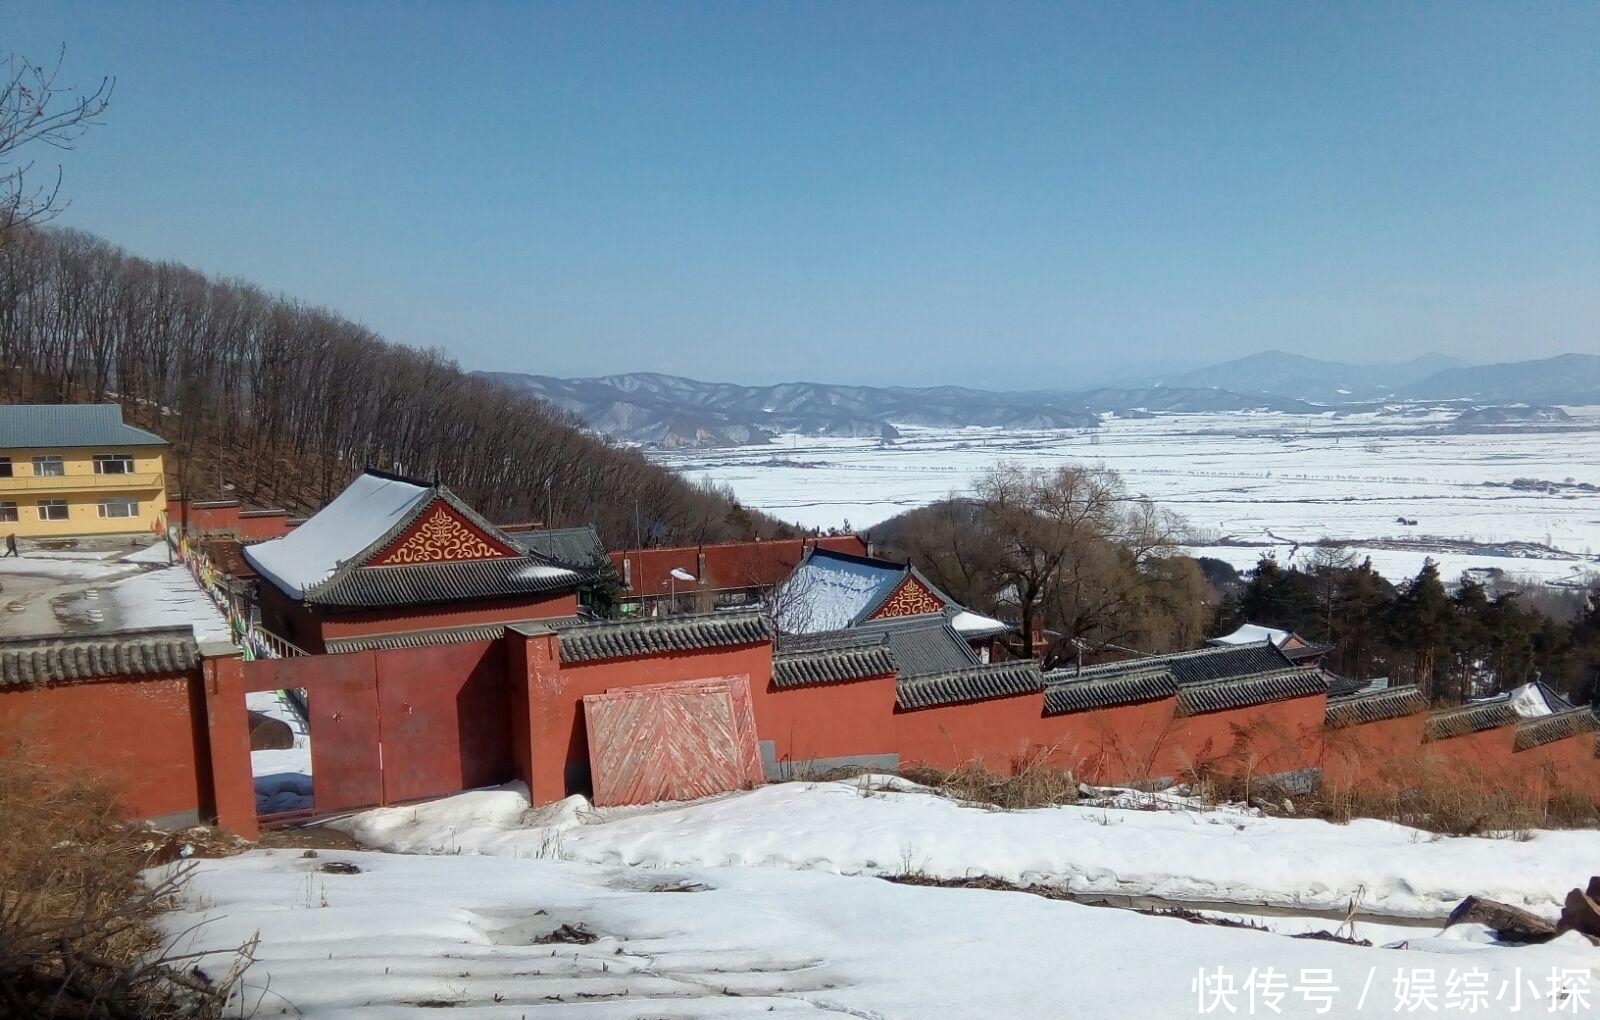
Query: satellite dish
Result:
<box><xmin>669</xmin><ymin>567</ymin><xmax>697</xmax><ymax>582</ymax></box>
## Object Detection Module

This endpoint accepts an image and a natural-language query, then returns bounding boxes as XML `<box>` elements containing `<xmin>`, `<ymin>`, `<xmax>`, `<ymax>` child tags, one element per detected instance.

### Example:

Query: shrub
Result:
<box><xmin>0</xmin><ymin>751</ymin><xmax>251</xmax><ymax>1018</ymax></box>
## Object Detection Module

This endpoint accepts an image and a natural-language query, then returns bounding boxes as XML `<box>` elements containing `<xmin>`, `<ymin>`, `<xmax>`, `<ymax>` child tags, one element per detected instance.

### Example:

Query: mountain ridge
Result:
<box><xmin>483</xmin><ymin>351</ymin><xmax>1598</xmax><ymax>449</ymax></box>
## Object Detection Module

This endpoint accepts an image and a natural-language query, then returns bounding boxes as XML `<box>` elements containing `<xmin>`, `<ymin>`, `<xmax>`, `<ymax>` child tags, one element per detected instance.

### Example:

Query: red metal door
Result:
<box><xmin>374</xmin><ymin>643</ymin><xmax>512</xmax><ymax>805</ymax></box>
<box><xmin>307</xmin><ymin>664</ymin><xmax>384</xmax><ymax>812</ymax></box>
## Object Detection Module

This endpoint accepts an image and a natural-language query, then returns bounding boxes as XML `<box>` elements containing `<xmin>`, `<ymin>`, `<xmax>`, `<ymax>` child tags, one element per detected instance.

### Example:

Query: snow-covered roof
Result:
<box><xmin>244</xmin><ymin>472</ymin><xmax>432</xmax><ymax>599</ymax></box>
<box><xmin>1504</xmin><ymin>681</ymin><xmax>1577</xmax><ymax>719</ymax></box>
<box><xmin>774</xmin><ymin>548</ymin><xmax>908</xmax><ymax>634</ymax></box>
<box><xmin>1208</xmin><ymin>623</ymin><xmax>1292</xmax><ymax>648</ymax></box>
<box><xmin>948</xmin><ymin>609</ymin><xmax>1012</xmax><ymax>640</ymax></box>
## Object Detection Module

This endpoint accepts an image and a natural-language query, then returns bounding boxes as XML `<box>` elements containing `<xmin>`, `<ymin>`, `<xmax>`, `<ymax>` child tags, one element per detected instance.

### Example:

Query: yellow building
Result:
<box><xmin>0</xmin><ymin>404</ymin><xmax>169</xmax><ymax>539</ymax></box>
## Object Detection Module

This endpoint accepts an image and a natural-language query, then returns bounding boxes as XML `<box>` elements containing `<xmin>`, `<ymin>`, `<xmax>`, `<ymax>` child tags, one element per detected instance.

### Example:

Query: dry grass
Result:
<box><xmin>901</xmin><ymin>747</ymin><xmax>1082</xmax><ymax>810</ymax></box>
<box><xmin>1191</xmin><ymin>759</ymin><xmax>1600</xmax><ymax>837</ymax></box>
<box><xmin>0</xmin><ymin>752</ymin><xmax>254</xmax><ymax>1018</ymax></box>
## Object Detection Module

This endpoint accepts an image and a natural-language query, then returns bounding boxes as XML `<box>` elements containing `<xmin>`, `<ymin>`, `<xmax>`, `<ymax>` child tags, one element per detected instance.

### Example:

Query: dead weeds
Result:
<box><xmin>0</xmin><ymin>751</ymin><xmax>253</xmax><ymax>1018</ymax></box>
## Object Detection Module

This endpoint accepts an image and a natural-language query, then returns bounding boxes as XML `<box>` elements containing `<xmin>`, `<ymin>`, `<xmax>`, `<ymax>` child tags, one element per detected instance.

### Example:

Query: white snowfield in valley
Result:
<box><xmin>650</xmin><ymin>408</ymin><xmax>1600</xmax><ymax>587</ymax></box>
<box><xmin>163</xmin><ymin>847</ymin><xmax>1599</xmax><ymax>1020</ymax></box>
<box><xmin>339</xmin><ymin>778</ymin><xmax>1600</xmax><ymax>923</ymax></box>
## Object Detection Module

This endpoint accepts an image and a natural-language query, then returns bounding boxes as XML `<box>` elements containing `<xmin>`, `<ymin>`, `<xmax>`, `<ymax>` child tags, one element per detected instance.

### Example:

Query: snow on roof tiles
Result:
<box><xmin>1209</xmin><ymin>623</ymin><xmax>1292</xmax><ymax>647</ymax></box>
<box><xmin>242</xmin><ymin>473</ymin><xmax>434</xmax><ymax>598</ymax></box>
<box><xmin>775</xmin><ymin>549</ymin><xmax>905</xmax><ymax>634</ymax></box>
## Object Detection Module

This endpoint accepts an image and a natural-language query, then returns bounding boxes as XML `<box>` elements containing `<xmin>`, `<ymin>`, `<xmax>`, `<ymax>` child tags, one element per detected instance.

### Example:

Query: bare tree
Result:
<box><xmin>1</xmin><ymin>47</ymin><xmax>113</xmax><ymax>234</ymax></box>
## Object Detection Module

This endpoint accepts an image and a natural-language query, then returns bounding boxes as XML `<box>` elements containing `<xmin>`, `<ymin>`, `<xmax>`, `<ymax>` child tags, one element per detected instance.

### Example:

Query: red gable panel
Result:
<box><xmin>369</xmin><ymin>502</ymin><xmax>518</xmax><ymax>566</ymax></box>
<box><xmin>868</xmin><ymin>574</ymin><xmax>946</xmax><ymax>620</ymax></box>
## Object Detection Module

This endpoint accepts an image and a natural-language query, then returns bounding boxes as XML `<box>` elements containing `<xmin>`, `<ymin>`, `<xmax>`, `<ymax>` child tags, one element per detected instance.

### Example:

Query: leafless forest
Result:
<box><xmin>0</xmin><ymin>226</ymin><xmax>790</xmax><ymax>546</ymax></box>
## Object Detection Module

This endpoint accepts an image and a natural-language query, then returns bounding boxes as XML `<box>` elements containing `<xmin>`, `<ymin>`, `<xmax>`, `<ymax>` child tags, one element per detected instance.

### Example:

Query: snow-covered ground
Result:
<box><xmin>247</xmin><ymin>689</ymin><xmax>313</xmax><ymax>814</ymax></box>
<box><xmin>161</xmin><ymin>846</ymin><xmax>1599</xmax><ymax>1020</ymax></box>
<box><xmin>50</xmin><ymin>558</ymin><xmax>234</xmax><ymax>640</ymax></box>
<box><xmin>0</xmin><ymin>544</ymin><xmax>233</xmax><ymax>640</ymax></box>
<box><xmin>338</xmin><ymin>779</ymin><xmax>1600</xmax><ymax>924</ymax></box>
<box><xmin>651</xmin><ymin>408</ymin><xmax>1600</xmax><ymax>588</ymax></box>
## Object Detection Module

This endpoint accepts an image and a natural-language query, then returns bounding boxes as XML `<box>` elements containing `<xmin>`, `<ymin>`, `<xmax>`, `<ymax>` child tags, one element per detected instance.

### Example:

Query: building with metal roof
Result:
<box><xmin>0</xmin><ymin>404</ymin><xmax>169</xmax><ymax>539</ymax></box>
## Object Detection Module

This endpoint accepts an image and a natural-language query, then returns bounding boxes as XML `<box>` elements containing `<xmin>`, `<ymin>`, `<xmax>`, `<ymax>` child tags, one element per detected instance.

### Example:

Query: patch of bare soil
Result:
<box><xmin>256</xmin><ymin>825</ymin><xmax>368</xmax><ymax>852</ymax></box>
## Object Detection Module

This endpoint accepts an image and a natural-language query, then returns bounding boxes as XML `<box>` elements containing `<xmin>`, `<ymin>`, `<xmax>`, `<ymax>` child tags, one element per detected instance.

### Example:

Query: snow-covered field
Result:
<box><xmin>162</xmin><ymin>779</ymin><xmax>1600</xmax><ymax>1018</ymax></box>
<box><xmin>337</xmin><ymin>779</ymin><xmax>1600</xmax><ymax>923</ymax></box>
<box><xmin>651</xmin><ymin>408</ymin><xmax>1600</xmax><ymax>587</ymax></box>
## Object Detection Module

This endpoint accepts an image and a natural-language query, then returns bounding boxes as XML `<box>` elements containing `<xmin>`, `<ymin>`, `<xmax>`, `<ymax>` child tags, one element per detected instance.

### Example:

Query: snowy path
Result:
<box><xmin>339</xmin><ymin>779</ymin><xmax>1600</xmax><ymax>922</ymax></box>
<box><xmin>162</xmin><ymin>848</ymin><xmax>1598</xmax><ymax>1019</ymax></box>
<box><xmin>247</xmin><ymin>689</ymin><xmax>313</xmax><ymax>814</ymax></box>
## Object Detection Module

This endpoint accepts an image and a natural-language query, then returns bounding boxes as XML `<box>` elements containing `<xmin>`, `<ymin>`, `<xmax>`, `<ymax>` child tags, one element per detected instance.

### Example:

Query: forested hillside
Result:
<box><xmin>0</xmin><ymin>227</ymin><xmax>789</xmax><ymax>547</ymax></box>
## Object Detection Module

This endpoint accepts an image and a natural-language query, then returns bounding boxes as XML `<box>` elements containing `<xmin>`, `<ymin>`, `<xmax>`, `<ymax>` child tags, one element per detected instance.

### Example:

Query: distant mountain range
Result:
<box><xmin>482</xmin><ymin>352</ymin><xmax>1600</xmax><ymax>448</ymax></box>
<box><xmin>480</xmin><ymin>373</ymin><xmax>1313</xmax><ymax>448</ymax></box>
<box><xmin>1152</xmin><ymin>351</ymin><xmax>1471</xmax><ymax>403</ymax></box>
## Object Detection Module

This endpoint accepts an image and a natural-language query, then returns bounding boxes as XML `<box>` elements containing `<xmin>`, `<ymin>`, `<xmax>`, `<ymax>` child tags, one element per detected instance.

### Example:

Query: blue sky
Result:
<box><xmin>9</xmin><ymin>2</ymin><xmax>1598</xmax><ymax>387</ymax></box>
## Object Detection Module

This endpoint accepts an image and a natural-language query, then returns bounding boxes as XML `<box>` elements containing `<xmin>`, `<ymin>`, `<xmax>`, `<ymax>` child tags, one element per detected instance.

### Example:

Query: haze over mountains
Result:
<box><xmin>484</xmin><ymin>352</ymin><xmax>1600</xmax><ymax>449</ymax></box>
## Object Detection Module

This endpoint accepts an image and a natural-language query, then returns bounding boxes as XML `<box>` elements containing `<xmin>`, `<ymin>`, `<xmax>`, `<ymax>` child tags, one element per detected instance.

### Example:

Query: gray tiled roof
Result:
<box><xmin>305</xmin><ymin>557</ymin><xmax>584</xmax><ymax>608</ymax></box>
<box><xmin>292</xmin><ymin>482</ymin><xmax>588</xmax><ymax>609</ymax></box>
<box><xmin>0</xmin><ymin>403</ymin><xmax>167</xmax><ymax>449</ymax></box>
<box><xmin>854</xmin><ymin>615</ymin><xmax>978</xmax><ymax>678</ymax></box>
<box><xmin>1423</xmin><ymin>700</ymin><xmax>1519</xmax><ymax>742</ymax></box>
<box><xmin>1061</xmin><ymin>642</ymin><xmax>1295</xmax><ymax>687</ymax></box>
<box><xmin>543</xmin><ymin>609</ymin><xmax>771</xmax><ymax>663</ymax></box>
<box><xmin>322</xmin><ymin>619</ymin><xmax>584</xmax><ymax>654</ymax></box>
<box><xmin>896</xmin><ymin>660</ymin><xmax>1043</xmax><ymax>710</ymax></box>
<box><xmin>1175</xmin><ymin>667</ymin><xmax>1328</xmax><ymax>716</ymax></box>
<box><xmin>0</xmin><ymin>627</ymin><xmax>197</xmax><ymax>687</ymax></box>
<box><xmin>1325</xmin><ymin>672</ymin><xmax>1371</xmax><ymax>698</ymax></box>
<box><xmin>1324</xmin><ymin>685</ymin><xmax>1428</xmax><ymax>729</ymax></box>
<box><xmin>1043</xmin><ymin>667</ymin><xmax>1179</xmax><ymax>715</ymax></box>
<box><xmin>515</xmin><ymin>526</ymin><xmax>606</xmax><ymax>568</ymax></box>
<box><xmin>1514</xmin><ymin>708</ymin><xmax>1600</xmax><ymax>751</ymax></box>
<box><xmin>773</xmin><ymin>632</ymin><xmax>895</xmax><ymax>688</ymax></box>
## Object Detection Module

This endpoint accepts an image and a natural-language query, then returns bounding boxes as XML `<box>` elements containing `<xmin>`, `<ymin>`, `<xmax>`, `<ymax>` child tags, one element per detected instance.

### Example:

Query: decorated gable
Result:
<box><xmin>369</xmin><ymin>502</ymin><xmax>517</xmax><ymax>565</ymax></box>
<box><xmin>868</xmin><ymin>575</ymin><xmax>946</xmax><ymax>621</ymax></box>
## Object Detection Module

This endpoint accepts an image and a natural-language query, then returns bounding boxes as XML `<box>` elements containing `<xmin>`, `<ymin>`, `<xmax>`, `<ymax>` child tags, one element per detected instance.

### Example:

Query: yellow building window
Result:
<box><xmin>37</xmin><ymin>500</ymin><xmax>68</xmax><ymax>521</ymax></box>
<box><xmin>0</xmin><ymin>457</ymin><xmax>11</xmax><ymax>478</ymax></box>
<box><xmin>93</xmin><ymin>454</ymin><xmax>137</xmax><ymax>475</ymax></box>
<box><xmin>32</xmin><ymin>456</ymin><xmax>64</xmax><ymax>477</ymax></box>
<box><xmin>0</xmin><ymin>502</ymin><xmax>16</xmax><ymax>523</ymax></box>
<box><xmin>97</xmin><ymin>498</ymin><xmax>139</xmax><ymax>519</ymax></box>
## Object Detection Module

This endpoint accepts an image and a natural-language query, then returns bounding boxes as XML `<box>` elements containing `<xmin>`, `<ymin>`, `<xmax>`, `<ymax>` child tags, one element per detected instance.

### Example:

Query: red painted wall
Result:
<box><xmin>1510</xmin><ymin>735</ymin><xmax>1600</xmax><ymax>803</ymax></box>
<box><xmin>169</xmin><ymin>498</ymin><xmax>294</xmax><ymax>539</ymax></box>
<box><xmin>893</xmin><ymin>692</ymin><xmax>1049</xmax><ymax>772</ymax></box>
<box><xmin>256</xmin><ymin>578</ymin><xmax>577</xmax><ymax>653</ymax></box>
<box><xmin>753</xmin><ymin>674</ymin><xmax>900</xmax><ymax>772</ymax></box>
<box><xmin>513</xmin><ymin>635</ymin><xmax>774</xmax><ymax>805</ymax></box>
<box><xmin>235</xmin><ymin>641</ymin><xmax>517</xmax><ymax>815</ymax></box>
<box><xmin>0</xmin><ymin>672</ymin><xmax>214</xmax><ymax>822</ymax></box>
<box><xmin>1320</xmin><ymin>714</ymin><xmax>1430</xmax><ymax>793</ymax></box>
<box><xmin>1421</xmin><ymin>725</ymin><xmax>1518</xmax><ymax>790</ymax></box>
<box><xmin>1041</xmin><ymin>698</ymin><xmax>1182</xmax><ymax>785</ymax></box>
<box><xmin>1164</xmin><ymin>695</ymin><xmax>1327</xmax><ymax>779</ymax></box>
<box><xmin>612</xmin><ymin>536</ymin><xmax>869</xmax><ymax>599</ymax></box>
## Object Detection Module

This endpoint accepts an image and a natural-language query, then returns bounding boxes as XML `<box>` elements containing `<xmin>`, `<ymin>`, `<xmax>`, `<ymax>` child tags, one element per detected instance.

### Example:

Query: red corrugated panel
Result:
<box><xmin>584</xmin><ymin>675</ymin><xmax>763</xmax><ymax>807</ymax></box>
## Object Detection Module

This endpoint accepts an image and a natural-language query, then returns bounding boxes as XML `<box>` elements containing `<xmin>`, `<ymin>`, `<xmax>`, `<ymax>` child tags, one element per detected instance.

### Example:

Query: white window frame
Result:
<box><xmin>93</xmin><ymin>453</ymin><xmax>137</xmax><ymax>475</ymax></box>
<box><xmin>97</xmin><ymin>498</ymin><xmax>139</xmax><ymax>519</ymax></box>
<box><xmin>37</xmin><ymin>499</ymin><xmax>69</xmax><ymax>521</ymax></box>
<box><xmin>32</xmin><ymin>456</ymin><xmax>64</xmax><ymax>477</ymax></box>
